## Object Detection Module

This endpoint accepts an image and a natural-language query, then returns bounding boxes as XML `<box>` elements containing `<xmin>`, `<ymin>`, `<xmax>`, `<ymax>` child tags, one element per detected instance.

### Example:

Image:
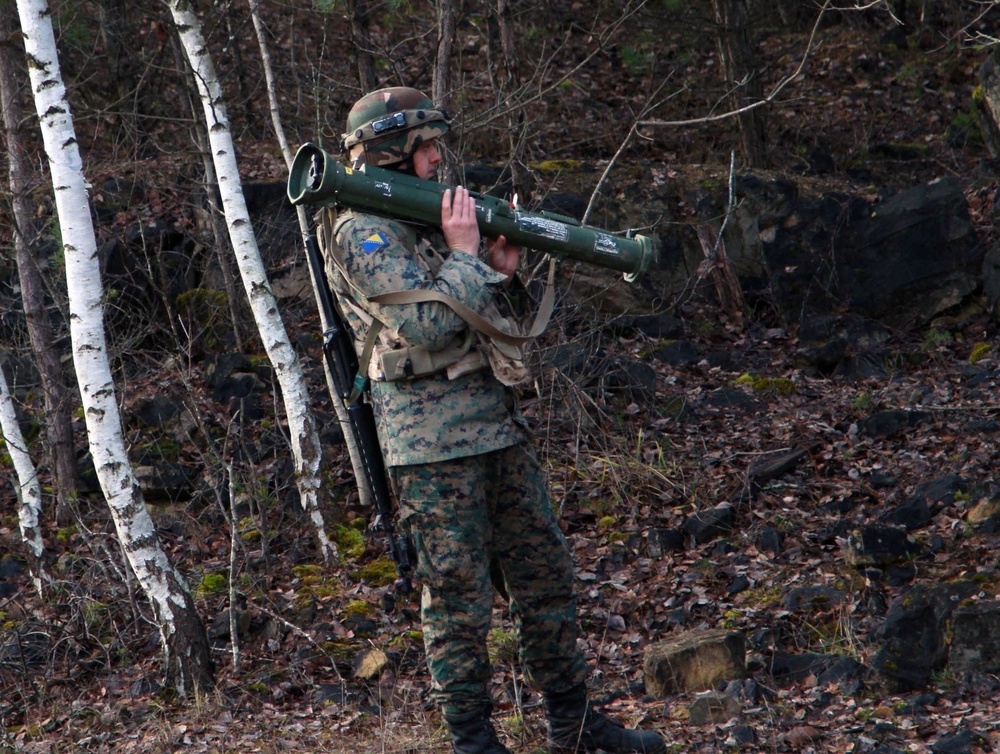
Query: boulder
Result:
<box><xmin>643</xmin><ymin>628</ymin><xmax>746</xmax><ymax>696</ymax></box>
<box><xmin>686</xmin><ymin>175</ymin><xmax>983</xmax><ymax>331</ymax></box>
<box><xmin>948</xmin><ymin>600</ymin><xmax>1000</xmax><ymax>675</ymax></box>
<box><xmin>873</xmin><ymin>580</ymin><xmax>980</xmax><ymax>689</ymax></box>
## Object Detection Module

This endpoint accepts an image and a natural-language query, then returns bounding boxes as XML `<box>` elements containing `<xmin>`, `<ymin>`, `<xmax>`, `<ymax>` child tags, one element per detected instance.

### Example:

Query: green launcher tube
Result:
<box><xmin>287</xmin><ymin>143</ymin><xmax>654</xmax><ymax>281</ymax></box>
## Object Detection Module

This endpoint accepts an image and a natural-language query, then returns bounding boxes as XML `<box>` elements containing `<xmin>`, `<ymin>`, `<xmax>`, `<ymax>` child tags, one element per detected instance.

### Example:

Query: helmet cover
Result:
<box><xmin>342</xmin><ymin>87</ymin><xmax>450</xmax><ymax>167</ymax></box>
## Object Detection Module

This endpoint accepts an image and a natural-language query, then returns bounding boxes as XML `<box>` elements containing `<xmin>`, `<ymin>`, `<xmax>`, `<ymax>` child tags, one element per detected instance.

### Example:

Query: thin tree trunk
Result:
<box><xmin>696</xmin><ymin>223</ymin><xmax>746</xmax><ymax>332</ymax></box>
<box><xmin>433</xmin><ymin>0</ymin><xmax>458</xmax><ymax>184</ymax></box>
<box><xmin>487</xmin><ymin>0</ymin><xmax>530</xmax><ymax>199</ymax></box>
<box><xmin>248</xmin><ymin>0</ymin><xmax>372</xmax><ymax>511</ymax></box>
<box><xmin>433</xmin><ymin>0</ymin><xmax>456</xmax><ymax>111</ymax></box>
<box><xmin>0</xmin><ymin>2</ymin><xmax>79</xmax><ymax>523</ymax></box>
<box><xmin>712</xmin><ymin>0</ymin><xmax>768</xmax><ymax>168</ymax></box>
<box><xmin>349</xmin><ymin>0</ymin><xmax>378</xmax><ymax>92</ymax></box>
<box><xmin>166</xmin><ymin>0</ymin><xmax>335</xmax><ymax>564</ymax></box>
<box><xmin>0</xmin><ymin>366</ymin><xmax>48</xmax><ymax>598</ymax></box>
<box><xmin>16</xmin><ymin>0</ymin><xmax>214</xmax><ymax>695</ymax></box>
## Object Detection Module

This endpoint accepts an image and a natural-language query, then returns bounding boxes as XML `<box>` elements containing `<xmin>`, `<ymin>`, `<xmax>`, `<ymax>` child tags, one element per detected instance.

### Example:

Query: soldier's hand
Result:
<box><xmin>441</xmin><ymin>186</ymin><xmax>480</xmax><ymax>255</ymax></box>
<box><xmin>485</xmin><ymin>235</ymin><xmax>520</xmax><ymax>280</ymax></box>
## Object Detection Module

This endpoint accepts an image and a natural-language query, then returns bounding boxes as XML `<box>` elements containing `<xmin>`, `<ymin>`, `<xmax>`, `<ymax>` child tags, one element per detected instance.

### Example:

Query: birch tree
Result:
<box><xmin>15</xmin><ymin>0</ymin><xmax>213</xmax><ymax>695</ymax></box>
<box><xmin>165</xmin><ymin>0</ymin><xmax>335</xmax><ymax>563</ymax></box>
<box><xmin>0</xmin><ymin>366</ymin><xmax>47</xmax><ymax>598</ymax></box>
<box><xmin>0</xmin><ymin>1</ymin><xmax>78</xmax><ymax>522</ymax></box>
<box><xmin>247</xmin><ymin>0</ymin><xmax>374</xmax><ymax>512</ymax></box>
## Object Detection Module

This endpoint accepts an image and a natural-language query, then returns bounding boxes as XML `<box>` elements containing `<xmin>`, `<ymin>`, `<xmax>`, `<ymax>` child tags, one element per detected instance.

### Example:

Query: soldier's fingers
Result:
<box><xmin>441</xmin><ymin>188</ymin><xmax>454</xmax><ymax>219</ymax></box>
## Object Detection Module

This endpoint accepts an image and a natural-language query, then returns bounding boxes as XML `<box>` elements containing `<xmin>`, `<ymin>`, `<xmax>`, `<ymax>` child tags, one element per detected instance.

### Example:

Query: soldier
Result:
<box><xmin>316</xmin><ymin>86</ymin><xmax>665</xmax><ymax>754</ymax></box>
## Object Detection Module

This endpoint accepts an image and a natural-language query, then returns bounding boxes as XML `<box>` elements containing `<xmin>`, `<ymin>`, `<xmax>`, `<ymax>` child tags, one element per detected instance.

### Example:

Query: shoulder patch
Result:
<box><xmin>361</xmin><ymin>231</ymin><xmax>390</xmax><ymax>255</ymax></box>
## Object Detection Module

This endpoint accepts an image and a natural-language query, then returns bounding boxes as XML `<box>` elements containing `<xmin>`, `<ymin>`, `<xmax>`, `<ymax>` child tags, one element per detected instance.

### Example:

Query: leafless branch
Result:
<box><xmin>638</xmin><ymin>0</ymin><xmax>834</xmax><ymax>130</ymax></box>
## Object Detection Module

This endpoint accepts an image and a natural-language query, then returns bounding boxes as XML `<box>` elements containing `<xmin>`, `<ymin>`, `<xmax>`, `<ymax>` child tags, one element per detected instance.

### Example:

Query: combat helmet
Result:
<box><xmin>341</xmin><ymin>87</ymin><xmax>450</xmax><ymax>168</ymax></box>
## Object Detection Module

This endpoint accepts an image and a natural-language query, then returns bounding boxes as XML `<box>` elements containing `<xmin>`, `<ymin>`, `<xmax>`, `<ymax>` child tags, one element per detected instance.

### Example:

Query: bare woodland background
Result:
<box><xmin>4</xmin><ymin>1</ymin><xmax>1000</xmax><ymax>752</ymax></box>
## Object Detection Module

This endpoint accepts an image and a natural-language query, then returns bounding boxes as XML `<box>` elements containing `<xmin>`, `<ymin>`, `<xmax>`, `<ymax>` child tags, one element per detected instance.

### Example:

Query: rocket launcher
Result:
<box><xmin>287</xmin><ymin>143</ymin><xmax>654</xmax><ymax>282</ymax></box>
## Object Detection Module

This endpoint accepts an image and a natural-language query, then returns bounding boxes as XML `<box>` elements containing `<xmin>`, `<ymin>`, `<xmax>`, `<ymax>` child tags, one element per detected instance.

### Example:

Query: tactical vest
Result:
<box><xmin>316</xmin><ymin>208</ymin><xmax>552</xmax><ymax>388</ymax></box>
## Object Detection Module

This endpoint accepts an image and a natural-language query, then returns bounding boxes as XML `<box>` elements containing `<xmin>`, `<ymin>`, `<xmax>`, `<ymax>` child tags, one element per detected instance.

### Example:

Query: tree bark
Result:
<box><xmin>0</xmin><ymin>1</ymin><xmax>79</xmax><ymax>523</ymax></box>
<box><xmin>16</xmin><ymin>0</ymin><xmax>214</xmax><ymax>695</ymax></box>
<box><xmin>166</xmin><ymin>0</ymin><xmax>336</xmax><ymax>564</ymax></box>
<box><xmin>431</xmin><ymin>0</ymin><xmax>458</xmax><ymax>185</ymax></box>
<box><xmin>712</xmin><ymin>0</ymin><xmax>768</xmax><ymax>168</ymax></box>
<box><xmin>249</xmin><ymin>0</ymin><xmax>373</xmax><ymax>512</ymax></box>
<box><xmin>487</xmin><ymin>0</ymin><xmax>531</xmax><ymax>200</ymax></box>
<box><xmin>696</xmin><ymin>223</ymin><xmax>746</xmax><ymax>332</ymax></box>
<box><xmin>0</xmin><ymin>366</ymin><xmax>48</xmax><ymax>598</ymax></box>
<box><xmin>349</xmin><ymin>0</ymin><xmax>378</xmax><ymax>92</ymax></box>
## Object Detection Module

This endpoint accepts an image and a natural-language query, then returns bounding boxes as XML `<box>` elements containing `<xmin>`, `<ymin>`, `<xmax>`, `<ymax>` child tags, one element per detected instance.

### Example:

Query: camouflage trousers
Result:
<box><xmin>391</xmin><ymin>442</ymin><xmax>589</xmax><ymax>716</ymax></box>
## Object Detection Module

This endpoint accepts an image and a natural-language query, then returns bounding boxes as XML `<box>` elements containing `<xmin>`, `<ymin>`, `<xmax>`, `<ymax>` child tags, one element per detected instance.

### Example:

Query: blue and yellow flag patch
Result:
<box><xmin>361</xmin><ymin>231</ymin><xmax>389</xmax><ymax>255</ymax></box>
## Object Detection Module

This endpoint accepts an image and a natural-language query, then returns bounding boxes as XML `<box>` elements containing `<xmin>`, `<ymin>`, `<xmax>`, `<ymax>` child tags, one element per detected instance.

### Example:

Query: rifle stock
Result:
<box><xmin>288</xmin><ymin>143</ymin><xmax>655</xmax><ymax>282</ymax></box>
<box><xmin>304</xmin><ymin>234</ymin><xmax>412</xmax><ymax>595</ymax></box>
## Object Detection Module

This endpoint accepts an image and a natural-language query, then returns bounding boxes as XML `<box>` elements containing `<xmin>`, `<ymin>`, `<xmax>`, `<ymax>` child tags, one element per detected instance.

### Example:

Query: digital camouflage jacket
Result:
<box><xmin>321</xmin><ymin>208</ymin><xmax>528</xmax><ymax>467</ymax></box>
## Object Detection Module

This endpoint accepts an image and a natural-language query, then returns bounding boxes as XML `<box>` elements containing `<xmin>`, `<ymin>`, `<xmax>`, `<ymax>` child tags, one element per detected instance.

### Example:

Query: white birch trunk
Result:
<box><xmin>167</xmin><ymin>0</ymin><xmax>335</xmax><ymax>563</ymax></box>
<box><xmin>247</xmin><ymin>0</ymin><xmax>374</xmax><ymax>510</ymax></box>
<box><xmin>16</xmin><ymin>0</ymin><xmax>213</xmax><ymax>694</ymax></box>
<box><xmin>0</xmin><ymin>368</ymin><xmax>47</xmax><ymax>597</ymax></box>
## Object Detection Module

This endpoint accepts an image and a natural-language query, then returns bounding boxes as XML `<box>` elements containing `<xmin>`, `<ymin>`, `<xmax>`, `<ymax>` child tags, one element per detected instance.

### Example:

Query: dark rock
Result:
<box><xmin>131</xmin><ymin>394</ymin><xmax>183</xmax><ymax>427</ymax></box>
<box><xmin>703</xmin><ymin>387</ymin><xmax>760</xmax><ymax>411</ymax></box>
<box><xmin>885</xmin><ymin>564</ymin><xmax>917</xmax><ymax>587</ymax></box>
<box><xmin>930</xmin><ymin>728</ymin><xmax>988</xmax><ymax>754</ymax></box>
<box><xmin>205</xmin><ymin>352</ymin><xmax>254</xmax><ymax>389</ymax></box>
<box><xmin>748</xmin><ymin>448</ymin><xmax>807</xmax><ymax>487</ymax></box>
<box><xmin>765</xmin><ymin>652</ymin><xmax>840</xmax><ymax>686</ymax></box>
<box><xmin>602</xmin><ymin>358</ymin><xmax>657</xmax><ymax>404</ymax></box>
<box><xmin>134</xmin><ymin>463</ymin><xmax>196</xmax><ymax>503</ymax></box>
<box><xmin>618</xmin><ymin>313</ymin><xmax>684</xmax><ymax>339</ymax></box>
<box><xmin>728</xmin><ymin>724</ymin><xmax>758</xmax><ymax>747</ymax></box>
<box><xmin>967</xmin><ymin>418</ymin><xmax>1000</xmax><ymax>433</ymax></box>
<box><xmin>795</xmin><ymin>337</ymin><xmax>848</xmax><ymax>375</ymax></box>
<box><xmin>859</xmin><ymin>409</ymin><xmax>931</xmax><ymax>438</ymax></box>
<box><xmin>207</xmin><ymin>609</ymin><xmax>253</xmax><ymax>641</ymax></box>
<box><xmin>881</xmin><ymin>495</ymin><xmax>932</xmax><ymax>530</ymax></box>
<box><xmin>873</xmin><ymin>579</ymin><xmax>980</xmax><ymax>689</ymax></box>
<box><xmin>754</xmin><ymin>526</ymin><xmax>784</xmax><ymax>555</ymax></box>
<box><xmin>869</xmin><ymin>472</ymin><xmax>898</xmax><ymax>489</ymax></box>
<box><xmin>727</xmin><ymin>574</ymin><xmax>750</xmax><ymax>596</ymax></box>
<box><xmin>539</xmin><ymin>192</ymin><xmax>587</xmax><ymax>221</ymax></box>
<box><xmin>744</xmin><ymin>177</ymin><xmax>983</xmax><ymax>331</ymax></box>
<box><xmin>683</xmin><ymin>503</ymin><xmax>735</xmax><ymax>544</ymax></box>
<box><xmin>705</xmin><ymin>349</ymin><xmax>737</xmax><ymax>371</ymax></box>
<box><xmin>0</xmin><ymin>555</ymin><xmax>24</xmax><ymax>579</ymax></box>
<box><xmin>461</xmin><ymin>164</ymin><xmax>510</xmax><ymax>196</ymax></box>
<box><xmin>845</xmin><ymin>524</ymin><xmax>923</xmax><ymax>568</ymax></box>
<box><xmin>816</xmin><ymin>656</ymin><xmax>866</xmax><ymax>694</ymax></box>
<box><xmin>646</xmin><ymin>528</ymin><xmax>684</xmax><ymax>558</ymax></box>
<box><xmin>688</xmin><ymin>691</ymin><xmax>741</xmax><ymax>725</ymax></box>
<box><xmin>896</xmin><ymin>692</ymin><xmax>938</xmax><ymax>714</ymax></box>
<box><xmin>652</xmin><ymin>339</ymin><xmax>700</xmax><ymax>367</ymax></box>
<box><xmin>127</xmin><ymin>677</ymin><xmax>163</xmax><ymax>698</ymax></box>
<box><xmin>915</xmin><ymin>474</ymin><xmax>967</xmax><ymax>507</ymax></box>
<box><xmin>948</xmin><ymin>600</ymin><xmax>1000</xmax><ymax>674</ymax></box>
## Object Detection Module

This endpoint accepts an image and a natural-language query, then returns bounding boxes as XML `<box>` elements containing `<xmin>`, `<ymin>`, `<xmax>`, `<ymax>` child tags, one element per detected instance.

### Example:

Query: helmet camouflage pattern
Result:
<box><xmin>341</xmin><ymin>87</ymin><xmax>450</xmax><ymax>167</ymax></box>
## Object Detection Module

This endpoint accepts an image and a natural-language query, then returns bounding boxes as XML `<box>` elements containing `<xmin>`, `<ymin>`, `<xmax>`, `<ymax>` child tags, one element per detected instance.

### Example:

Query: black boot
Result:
<box><xmin>545</xmin><ymin>687</ymin><xmax>665</xmax><ymax>754</ymax></box>
<box><xmin>444</xmin><ymin>706</ymin><xmax>513</xmax><ymax>754</ymax></box>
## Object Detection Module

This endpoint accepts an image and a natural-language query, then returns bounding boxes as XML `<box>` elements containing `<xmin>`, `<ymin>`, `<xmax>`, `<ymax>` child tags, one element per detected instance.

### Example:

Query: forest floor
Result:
<box><xmin>5</xmin><ymin>2</ymin><xmax>1000</xmax><ymax>753</ymax></box>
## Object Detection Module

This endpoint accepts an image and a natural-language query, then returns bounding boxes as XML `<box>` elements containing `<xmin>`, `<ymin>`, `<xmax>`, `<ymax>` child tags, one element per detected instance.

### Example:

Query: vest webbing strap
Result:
<box><xmin>369</xmin><ymin>258</ymin><xmax>556</xmax><ymax>345</ymax></box>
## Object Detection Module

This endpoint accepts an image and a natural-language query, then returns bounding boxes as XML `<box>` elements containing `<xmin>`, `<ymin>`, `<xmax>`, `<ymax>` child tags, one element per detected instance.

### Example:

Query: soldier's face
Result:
<box><xmin>412</xmin><ymin>138</ymin><xmax>441</xmax><ymax>180</ymax></box>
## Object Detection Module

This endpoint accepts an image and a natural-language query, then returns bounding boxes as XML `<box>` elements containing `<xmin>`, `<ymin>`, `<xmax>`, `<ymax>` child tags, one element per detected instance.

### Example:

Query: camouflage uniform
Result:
<box><xmin>316</xmin><ymin>85</ymin><xmax>665</xmax><ymax>754</ymax></box>
<box><xmin>325</xmin><ymin>207</ymin><xmax>588</xmax><ymax>714</ymax></box>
